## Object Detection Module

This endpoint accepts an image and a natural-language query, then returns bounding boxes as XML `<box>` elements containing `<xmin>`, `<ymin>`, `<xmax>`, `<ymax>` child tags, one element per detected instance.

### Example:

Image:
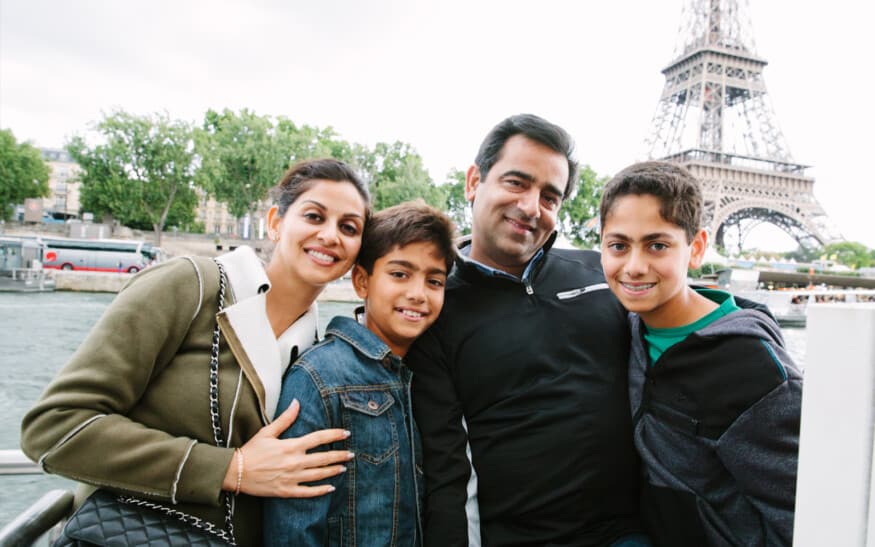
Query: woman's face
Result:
<box><xmin>267</xmin><ymin>179</ymin><xmax>368</xmax><ymax>290</ymax></box>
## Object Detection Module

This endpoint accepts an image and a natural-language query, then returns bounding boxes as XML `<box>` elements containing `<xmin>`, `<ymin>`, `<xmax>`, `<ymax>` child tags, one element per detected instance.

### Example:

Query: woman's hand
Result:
<box><xmin>223</xmin><ymin>399</ymin><xmax>353</xmax><ymax>498</ymax></box>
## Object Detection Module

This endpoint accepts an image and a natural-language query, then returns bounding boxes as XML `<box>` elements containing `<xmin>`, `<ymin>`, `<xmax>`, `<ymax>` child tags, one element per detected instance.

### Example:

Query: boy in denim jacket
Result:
<box><xmin>264</xmin><ymin>201</ymin><xmax>456</xmax><ymax>546</ymax></box>
<box><xmin>599</xmin><ymin>161</ymin><xmax>802</xmax><ymax>546</ymax></box>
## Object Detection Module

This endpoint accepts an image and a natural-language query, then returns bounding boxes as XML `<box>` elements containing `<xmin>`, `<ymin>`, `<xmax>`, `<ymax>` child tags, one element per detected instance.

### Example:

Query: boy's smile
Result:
<box><xmin>600</xmin><ymin>194</ymin><xmax>713</xmax><ymax>328</ymax></box>
<box><xmin>352</xmin><ymin>241</ymin><xmax>448</xmax><ymax>357</ymax></box>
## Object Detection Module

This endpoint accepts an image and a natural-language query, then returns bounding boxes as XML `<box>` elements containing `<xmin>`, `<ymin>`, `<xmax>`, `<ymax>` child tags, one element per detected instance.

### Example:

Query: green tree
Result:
<box><xmin>0</xmin><ymin>129</ymin><xmax>50</xmax><ymax>221</ymax></box>
<box><xmin>67</xmin><ymin>111</ymin><xmax>197</xmax><ymax>245</ymax></box>
<box><xmin>361</xmin><ymin>141</ymin><xmax>445</xmax><ymax>211</ymax></box>
<box><xmin>442</xmin><ymin>168</ymin><xmax>471</xmax><ymax>235</ymax></box>
<box><xmin>278</xmin><ymin>120</ymin><xmax>357</xmax><ymax>165</ymax></box>
<box><xmin>783</xmin><ymin>245</ymin><xmax>822</xmax><ymax>264</ymax></box>
<box><xmin>559</xmin><ymin>164</ymin><xmax>608</xmax><ymax>249</ymax></box>
<box><xmin>822</xmin><ymin>241</ymin><xmax>874</xmax><ymax>269</ymax></box>
<box><xmin>196</xmin><ymin>112</ymin><xmax>362</xmax><ymax>224</ymax></box>
<box><xmin>195</xmin><ymin>109</ymin><xmax>293</xmax><ymax>219</ymax></box>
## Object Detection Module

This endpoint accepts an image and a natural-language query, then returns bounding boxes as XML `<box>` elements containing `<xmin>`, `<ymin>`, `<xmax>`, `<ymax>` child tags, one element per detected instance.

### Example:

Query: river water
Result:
<box><xmin>0</xmin><ymin>291</ymin><xmax>808</xmax><ymax>529</ymax></box>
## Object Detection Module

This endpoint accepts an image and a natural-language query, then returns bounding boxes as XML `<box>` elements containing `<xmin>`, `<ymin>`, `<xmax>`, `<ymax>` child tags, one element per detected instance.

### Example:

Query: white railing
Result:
<box><xmin>794</xmin><ymin>303</ymin><xmax>875</xmax><ymax>546</ymax></box>
<box><xmin>0</xmin><ymin>449</ymin><xmax>40</xmax><ymax>475</ymax></box>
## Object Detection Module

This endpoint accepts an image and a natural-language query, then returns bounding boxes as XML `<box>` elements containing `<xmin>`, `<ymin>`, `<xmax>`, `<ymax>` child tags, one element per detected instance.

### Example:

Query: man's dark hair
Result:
<box><xmin>272</xmin><ymin>158</ymin><xmax>370</xmax><ymax>217</ymax></box>
<box><xmin>474</xmin><ymin>114</ymin><xmax>579</xmax><ymax>199</ymax></box>
<box><xmin>599</xmin><ymin>160</ymin><xmax>703</xmax><ymax>242</ymax></box>
<box><xmin>357</xmin><ymin>200</ymin><xmax>457</xmax><ymax>274</ymax></box>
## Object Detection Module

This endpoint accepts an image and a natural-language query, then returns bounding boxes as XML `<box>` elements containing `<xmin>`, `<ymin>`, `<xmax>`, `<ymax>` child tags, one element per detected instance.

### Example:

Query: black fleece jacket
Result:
<box><xmin>407</xmin><ymin>240</ymin><xmax>642</xmax><ymax>546</ymax></box>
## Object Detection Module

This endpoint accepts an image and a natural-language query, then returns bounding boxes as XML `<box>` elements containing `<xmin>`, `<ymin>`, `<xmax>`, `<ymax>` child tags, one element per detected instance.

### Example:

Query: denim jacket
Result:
<box><xmin>263</xmin><ymin>316</ymin><xmax>423</xmax><ymax>547</ymax></box>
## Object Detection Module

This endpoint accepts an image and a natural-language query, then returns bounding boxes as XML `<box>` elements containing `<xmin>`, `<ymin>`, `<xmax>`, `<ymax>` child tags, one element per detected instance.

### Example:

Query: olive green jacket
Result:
<box><xmin>21</xmin><ymin>255</ymin><xmax>281</xmax><ymax>546</ymax></box>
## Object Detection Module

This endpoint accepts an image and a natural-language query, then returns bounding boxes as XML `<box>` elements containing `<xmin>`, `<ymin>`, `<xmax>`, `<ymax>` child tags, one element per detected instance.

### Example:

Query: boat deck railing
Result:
<box><xmin>0</xmin><ymin>490</ymin><xmax>71</xmax><ymax>547</ymax></box>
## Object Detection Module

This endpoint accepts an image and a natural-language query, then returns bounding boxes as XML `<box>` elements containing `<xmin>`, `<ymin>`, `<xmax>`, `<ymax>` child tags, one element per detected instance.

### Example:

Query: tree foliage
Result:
<box><xmin>0</xmin><ymin>129</ymin><xmax>50</xmax><ymax>221</ymax></box>
<box><xmin>26</xmin><ymin>108</ymin><xmax>616</xmax><ymax>244</ymax></box>
<box><xmin>195</xmin><ymin>111</ymin><xmax>363</xmax><ymax>219</ymax></box>
<box><xmin>558</xmin><ymin>164</ymin><xmax>608</xmax><ymax>249</ymax></box>
<box><xmin>357</xmin><ymin>141</ymin><xmax>445</xmax><ymax>211</ymax></box>
<box><xmin>822</xmin><ymin>241</ymin><xmax>874</xmax><ymax>269</ymax></box>
<box><xmin>442</xmin><ymin>168</ymin><xmax>470</xmax><ymax>236</ymax></box>
<box><xmin>782</xmin><ymin>245</ymin><xmax>822</xmax><ymax>264</ymax></box>
<box><xmin>195</xmin><ymin>109</ymin><xmax>289</xmax><ymax>219</ymax></box>
<box><xmin>67</xmin><ymin>111</ymin><xmax>197</xmax><ymax>245</ymax></box>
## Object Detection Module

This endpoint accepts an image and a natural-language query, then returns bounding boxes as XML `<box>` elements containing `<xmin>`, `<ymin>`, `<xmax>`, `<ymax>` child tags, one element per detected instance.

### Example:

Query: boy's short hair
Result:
<box><xmin>357</xmin><ymin>200</ymin><xmax>457</xmax><ymax>274</ymax></box>
<box><xmin>600</xmin><ymin>161</ymin><xmax>703</xmax><ymax>242</ymax></box>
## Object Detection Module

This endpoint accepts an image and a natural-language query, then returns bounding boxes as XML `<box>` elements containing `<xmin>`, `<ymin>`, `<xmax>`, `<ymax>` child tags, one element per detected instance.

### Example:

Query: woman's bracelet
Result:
<box><xmin>234</xmin><ymin>448</ymin><xmax>244</xmax><ymax>496</ymax></box>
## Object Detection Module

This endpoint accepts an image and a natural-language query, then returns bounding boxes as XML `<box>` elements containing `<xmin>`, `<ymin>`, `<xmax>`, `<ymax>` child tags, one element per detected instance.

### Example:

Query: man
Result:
<box><xmin>407</xmin><ymin>114</ymin><xmax>644</xmax><ymax>546</ymax></box>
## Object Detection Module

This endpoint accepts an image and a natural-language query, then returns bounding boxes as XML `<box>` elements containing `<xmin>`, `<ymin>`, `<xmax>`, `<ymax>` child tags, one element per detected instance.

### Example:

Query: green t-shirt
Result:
<box><xmin>643</xmin><ymin>289</ymin><xmax>741</xmax><ymax>365</ymax></box>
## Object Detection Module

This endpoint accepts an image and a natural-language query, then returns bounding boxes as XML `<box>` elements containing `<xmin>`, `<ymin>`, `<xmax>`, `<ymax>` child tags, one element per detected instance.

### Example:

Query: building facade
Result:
<box><xmin>194</xmin><ymin>188</ymin><xmax>270</xmax><ymax>239</ymax></box>
<box><xmin>40</xmin><ymin>148</ymin><xmax>81</xmax><ymax>219</ymax></box>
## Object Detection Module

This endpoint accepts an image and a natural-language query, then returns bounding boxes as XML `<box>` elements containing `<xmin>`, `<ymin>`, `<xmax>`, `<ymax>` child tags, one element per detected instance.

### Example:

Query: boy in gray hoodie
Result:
<box><xmin>599</xmin><ymin>161</ymin><xmax>802</xmax><ymax>547</ymax></box>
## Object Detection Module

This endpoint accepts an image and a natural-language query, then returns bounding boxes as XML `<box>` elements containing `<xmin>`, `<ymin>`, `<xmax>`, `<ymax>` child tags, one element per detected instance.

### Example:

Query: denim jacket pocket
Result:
<box><xmin>340</xmin><ymin>389</ymin><xmax>399</xmax><ymax>465</ymax></box>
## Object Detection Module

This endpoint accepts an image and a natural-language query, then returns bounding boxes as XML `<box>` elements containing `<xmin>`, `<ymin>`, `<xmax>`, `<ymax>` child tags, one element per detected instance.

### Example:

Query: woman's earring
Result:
<box><xmin>271</xmin><ymin>232</ymin><xmax>279</xmax><ymax>242</ymax></box>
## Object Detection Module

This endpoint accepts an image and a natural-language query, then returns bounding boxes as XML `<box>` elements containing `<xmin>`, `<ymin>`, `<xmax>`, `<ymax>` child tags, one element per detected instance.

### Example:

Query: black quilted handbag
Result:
<box><xmin>53</xmin><ymin>490</ymin><xmax>233</xmax><ymax>546</ymax></box>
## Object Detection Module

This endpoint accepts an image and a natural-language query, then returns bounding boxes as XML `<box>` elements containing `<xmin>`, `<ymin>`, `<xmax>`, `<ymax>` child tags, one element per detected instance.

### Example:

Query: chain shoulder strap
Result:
<box><xmin>209</xmin><ymin>259</ymin><xmax>236</xmax><ymax>540</ymax></box>
<box><xmin>209</xmin><ymin>259</ymin><xmax>228</xmax><ymax>447</ymax></box>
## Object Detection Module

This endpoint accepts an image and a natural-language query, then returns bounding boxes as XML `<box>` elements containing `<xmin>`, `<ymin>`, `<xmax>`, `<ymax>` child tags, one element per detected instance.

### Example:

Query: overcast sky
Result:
<box><xmin>1</xmin><ymin>0</ymin><xmax>872</xmax><ymax>250</ymax></box>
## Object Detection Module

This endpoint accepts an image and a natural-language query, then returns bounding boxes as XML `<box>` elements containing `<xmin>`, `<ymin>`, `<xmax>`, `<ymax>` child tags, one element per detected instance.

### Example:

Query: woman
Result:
<box><xmin>20</xmin><ymin>158</ymin><xmax>370</xmax><ymax>546</ymax></box>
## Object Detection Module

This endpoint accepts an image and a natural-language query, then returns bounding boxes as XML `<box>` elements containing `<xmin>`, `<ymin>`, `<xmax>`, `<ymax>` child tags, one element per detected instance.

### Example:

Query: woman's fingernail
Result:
<box><xmin>327</xmin><ymin>485</ymin><xmax>336</xmax><ymax>492</ymax></box>
<box><xmin>339</xmin><ymin>466</ymin><xmax>347</xmax><ymax>473</ymax></box>
<box><xmin>343</xmin><ymin>430</ymin><xmax>351</xmax><ymax>438</ymax></box>
<box><xmin>347</xmin><ymin>451</ymin><xmax>356</xmax><ymax>460</ymax></box>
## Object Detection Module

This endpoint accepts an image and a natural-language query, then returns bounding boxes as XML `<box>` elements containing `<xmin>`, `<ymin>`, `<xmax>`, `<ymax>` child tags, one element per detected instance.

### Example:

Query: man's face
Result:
<box><xmin>466</xmin><ymin>134</ymin><xmax>568</xmax><ymax>276</ymax></box>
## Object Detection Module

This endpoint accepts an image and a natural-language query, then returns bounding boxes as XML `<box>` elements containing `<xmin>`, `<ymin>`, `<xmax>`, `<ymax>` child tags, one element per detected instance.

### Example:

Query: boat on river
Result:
<box><xmin>711</xmin><ymin>267</ymin><xmax>875</xmax><ymax>327</ymax></box>
<box><xmin>734</xmin><ymin>288</ymin><xmax>875</xmax><ymax>327</ymax></box>
<box><xmin>0</xmin><ymin>237</ymin><xmax>55</xmax><ymax>292</ymax></box>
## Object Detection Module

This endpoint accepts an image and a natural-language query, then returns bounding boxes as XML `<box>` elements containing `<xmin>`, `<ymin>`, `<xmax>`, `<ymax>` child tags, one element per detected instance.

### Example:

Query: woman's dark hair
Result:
<box><xmin>273</xmin><ymin>158</ymin><xmax>370</xmax><ymax>216</ymax></box>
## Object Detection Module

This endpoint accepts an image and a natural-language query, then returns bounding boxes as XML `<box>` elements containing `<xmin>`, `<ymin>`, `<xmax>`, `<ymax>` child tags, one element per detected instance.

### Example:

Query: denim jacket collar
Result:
<box><xmin>325</xmin><ymin>316</ymin><xmax>401</xmax><ymax>368</ymax></box>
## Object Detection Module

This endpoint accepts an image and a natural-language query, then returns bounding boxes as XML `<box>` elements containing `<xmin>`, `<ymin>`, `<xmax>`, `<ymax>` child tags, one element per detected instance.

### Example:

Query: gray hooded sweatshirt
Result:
<box><xmin>629</xmin><ymin>306</ymin><xmax>802</xmax><ymax>547</ymax></box>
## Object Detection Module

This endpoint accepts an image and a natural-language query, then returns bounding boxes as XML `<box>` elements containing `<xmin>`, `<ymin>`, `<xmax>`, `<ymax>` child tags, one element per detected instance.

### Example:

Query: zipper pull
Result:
<box><xmin>525</xmin><ymin>282</ymin><xmax>534</xmax><ymax>295</ymax></box>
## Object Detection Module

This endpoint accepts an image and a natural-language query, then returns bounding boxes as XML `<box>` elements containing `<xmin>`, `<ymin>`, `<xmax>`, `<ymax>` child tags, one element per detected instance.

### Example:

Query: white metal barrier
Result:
<box><xmin>794</xmin><ymin>303</ymin><xmax>875</xmax><ymax>546</ymax></box>
<box><xmin>0</xmin><ymin>449</ymin><xmax>39</xmax><ymax>475</ymax></box>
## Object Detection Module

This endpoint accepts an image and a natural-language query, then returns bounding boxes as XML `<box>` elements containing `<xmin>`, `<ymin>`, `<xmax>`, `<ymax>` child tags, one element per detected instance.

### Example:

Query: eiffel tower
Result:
<box><xmin>645</xmin><ymin>0</ymin><xmax>841</xmax><ymax>250</ymax></box>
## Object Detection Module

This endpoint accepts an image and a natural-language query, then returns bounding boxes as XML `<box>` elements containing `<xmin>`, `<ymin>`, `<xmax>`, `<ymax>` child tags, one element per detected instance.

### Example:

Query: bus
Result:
<box><xmin>40</xmin><ymin>237</ymin><xmax>159</xmax><ymax>273</ymax></box>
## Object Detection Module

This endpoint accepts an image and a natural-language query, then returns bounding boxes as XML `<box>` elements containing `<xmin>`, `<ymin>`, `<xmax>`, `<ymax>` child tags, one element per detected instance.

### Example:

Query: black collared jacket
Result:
<box><xmin>407</xmin><ymin>238</ymin><xmax>642</xmax><ymax>546</ymax></box>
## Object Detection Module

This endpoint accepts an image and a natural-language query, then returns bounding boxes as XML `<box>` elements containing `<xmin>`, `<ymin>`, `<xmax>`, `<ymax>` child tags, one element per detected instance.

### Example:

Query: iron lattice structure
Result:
<box><xmin>645</xmin><ymin>0</ymin><xmax>841</xmax><ymax>249</ymax></box>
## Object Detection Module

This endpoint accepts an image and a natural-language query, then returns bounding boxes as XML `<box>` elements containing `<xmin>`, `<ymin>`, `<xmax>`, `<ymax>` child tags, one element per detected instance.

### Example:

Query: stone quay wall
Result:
<box><xmin>52</xmin><ymin>270</ymin><xmax>360</xmax><ymax>302</ymax></box>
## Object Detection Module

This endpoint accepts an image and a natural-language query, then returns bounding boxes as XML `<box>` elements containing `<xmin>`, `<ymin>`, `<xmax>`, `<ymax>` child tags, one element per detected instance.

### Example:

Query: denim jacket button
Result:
<box><xmin>367</xmin><ymin>400</ymin><xmax>379</xmax><ymax>410</ymax></box>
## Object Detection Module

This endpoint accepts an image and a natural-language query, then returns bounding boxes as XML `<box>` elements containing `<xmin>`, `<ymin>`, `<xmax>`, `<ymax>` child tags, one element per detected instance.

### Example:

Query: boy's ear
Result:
<box><xmin>351</xmin><ymin>264</ymin><xmax>369</xmax><ymax>300</ymax></box>
<box><xmin>464</xmin><ymin>165</ymin><xmax>481</xmax><ymax>203</ymax></box>
<box><xmin>688</xmin><ymin>228</ymin><xmax>708</xmax><ymax>269</ymax></box>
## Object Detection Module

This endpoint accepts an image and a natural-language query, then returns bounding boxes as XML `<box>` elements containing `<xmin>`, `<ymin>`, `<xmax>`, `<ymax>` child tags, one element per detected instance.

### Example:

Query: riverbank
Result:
<box><xmin>50</xmin><ymin>270</ymin><xmax>360</xmax><ymax>301</ymax></box>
